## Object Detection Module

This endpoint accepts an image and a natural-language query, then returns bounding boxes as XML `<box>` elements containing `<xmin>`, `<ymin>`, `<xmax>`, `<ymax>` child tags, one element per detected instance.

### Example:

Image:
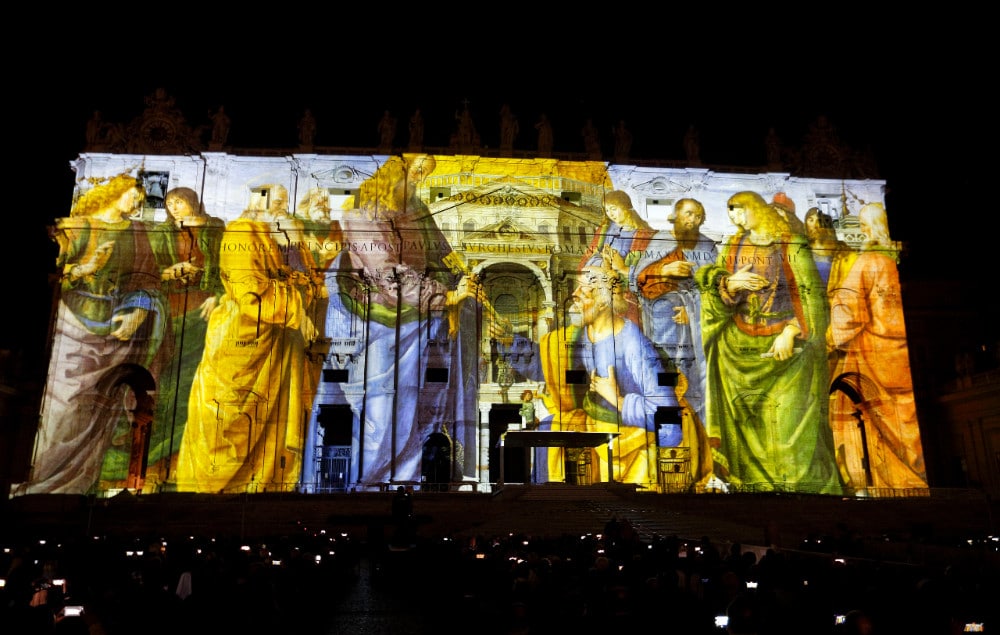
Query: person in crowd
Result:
<box><xmin>12</xmin><ymin>174</ymin><xmax>169</xmax><ymax>495</ymax></box>
<box><xmin>695</xmin><ymin>191</ymin><xmax>841</xmax><ymax>494</ymax></box>
<box><xmin>176</xmin><ymin>184</ymin><xmax>316</xmax><ymax>492</ymax></box>
<box><xmin>390</xmin><ymin>485</ymin><xmax>415</xmax><ymax>546</ymax></box>
<box><xmin>724</xmin><ymin>592</ymin><xmax>761</xmax><ymax>634</ymax></box>
<box><xmin>827</xmin><ymin>202</ymin><xmax>928</xmax><ymax>492</ymax></box>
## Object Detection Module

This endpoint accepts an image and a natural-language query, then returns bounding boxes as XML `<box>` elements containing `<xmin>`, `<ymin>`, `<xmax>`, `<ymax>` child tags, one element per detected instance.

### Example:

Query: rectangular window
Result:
<box><xmin>318</xmin><ymin>404</ymin><xmax>352</xmax><ymax>446</ymax></box>
<box><xmin>654</xmin><ymin>406</ymin><xmax>682</xmax><ymax>425</ymax></box>
<box><xmin>323</xmin><ymin>368</ymin><xmax>349</xmax><ymax>383</ymax></box>
<box><xmin>328</xmin><ymin>188</ymin><xmax>357</xmax><ymax>213</ymax></box>
<box><xmin>658</xmin><ymin>371</ymin><xmax>678</xmax><ymax>387</ymax></box>
<box><xmin>646</xmin><ymin>199</ymin><xmax>675</xmax><ymax>225</ymax></box>
<box><xmin>138</xmin><ymin>170</ymin><xmax>170</xmax><ymax>221</ymax></box>
<box><xmin>425</xmin><ymin>368</ymin><xmax>449</xmax><ymax>383</ymax></box>
<box><xmin>565</xmin><ymin>369</ymin><xmax>588</xmax><ymax>385</ymax></box>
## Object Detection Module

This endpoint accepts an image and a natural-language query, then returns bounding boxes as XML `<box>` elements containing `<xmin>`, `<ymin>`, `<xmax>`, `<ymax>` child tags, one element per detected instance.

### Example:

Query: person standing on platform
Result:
<box><xmin>519</xmin><ymin>389</ymin><xmax>536</xmax><ymax>429</ymax></box>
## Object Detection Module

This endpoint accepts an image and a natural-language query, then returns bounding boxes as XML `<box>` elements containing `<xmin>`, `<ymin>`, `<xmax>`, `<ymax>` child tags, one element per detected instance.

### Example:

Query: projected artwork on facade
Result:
<box><xmin>11</xmin><ymin>151</ymin><xmax>927</xmax><ymax>498</ymax></box>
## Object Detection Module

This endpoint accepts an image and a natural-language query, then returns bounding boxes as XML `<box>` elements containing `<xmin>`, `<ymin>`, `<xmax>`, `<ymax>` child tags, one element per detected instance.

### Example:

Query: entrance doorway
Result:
<box><xmin>421</xmin><ymin>432</ymin><xmax>451</xmax><ymax>491</ymax></box>
<box><xmin>489</xmin><ymin>404</ymin><xmax>526</xmax><ymax>483</ymax></box>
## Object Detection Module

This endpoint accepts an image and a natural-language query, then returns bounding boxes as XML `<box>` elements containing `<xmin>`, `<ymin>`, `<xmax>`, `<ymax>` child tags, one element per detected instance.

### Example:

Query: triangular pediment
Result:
<box><xmin>429</xmin><ymin>176</ymin><xmax>586</xmax><ymax>215</ymax></box>
<box><xmin>465</xmin><ymin>217</ymin><xmax>539</xmax><ymax>242</ymax></box>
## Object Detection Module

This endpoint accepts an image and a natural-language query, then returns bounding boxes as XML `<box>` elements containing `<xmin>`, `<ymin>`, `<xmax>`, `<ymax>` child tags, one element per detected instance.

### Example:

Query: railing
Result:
<box><xmin>947</xmin><ymin>367</ymin><xmax>1000</xmax><ymax>392</ymax></box>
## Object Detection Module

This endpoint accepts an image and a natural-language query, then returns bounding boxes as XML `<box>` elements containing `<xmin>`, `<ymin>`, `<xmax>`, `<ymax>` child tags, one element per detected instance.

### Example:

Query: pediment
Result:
<box><xmin>465</xmin><ymin>217</ymin><xmax>540</xmax><ymax>242</ymax></box>
<box><xmin>429</xmin><ymin>176</ymin><xmax>582</xmax><ymax>214</ymax></box>
<box><xmin>311</xmin><ymin>165</ymin><xmax>369</xmax><ymax>185</ymax></box>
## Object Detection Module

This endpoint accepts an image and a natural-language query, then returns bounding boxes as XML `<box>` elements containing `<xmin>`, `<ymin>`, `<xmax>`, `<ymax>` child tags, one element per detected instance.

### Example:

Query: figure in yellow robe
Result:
<box><xmin>176</xmin><ymin>189</ymin><xmax>314</xmax><ymax>493</ymax></box>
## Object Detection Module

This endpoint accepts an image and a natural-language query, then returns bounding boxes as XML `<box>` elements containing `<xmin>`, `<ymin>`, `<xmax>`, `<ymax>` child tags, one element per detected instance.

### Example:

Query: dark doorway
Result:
<box><xmin>489</xmin><ymin>404</ymin><xmax>526</xmax><ymax>483</ymax></box>
<box><xmin>421</xmin><ymin>432</ymin><xmax>451</xmax><ymax>491</ymax></box>
<box><xmin>317</xmin><ymin>404</ymin><xmax>353</xmax><ymax>491</ymax></box>
<box><xmin>96</xmin><ymin>364</ymin><xmax>157</xmax><ymax>492</ymax></box>
<box><xmin>318</xmin><ymin>404</ymin><xmax>353</xmax><ymax>445</ymax></box>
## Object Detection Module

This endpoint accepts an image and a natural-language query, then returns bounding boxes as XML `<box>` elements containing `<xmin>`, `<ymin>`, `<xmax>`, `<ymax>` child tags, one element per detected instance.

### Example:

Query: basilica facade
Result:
<box><xmin>9</xmin><ymin>142</ymin><xmax>928</xmax><ymax>500</ymax></box>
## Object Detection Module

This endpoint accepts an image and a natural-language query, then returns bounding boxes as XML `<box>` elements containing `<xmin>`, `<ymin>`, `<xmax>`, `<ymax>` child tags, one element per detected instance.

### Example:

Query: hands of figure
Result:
<box><xmin>161</xmin><ymin>260</ymin><xmax>202</xmax><ymax>283</ymax></box>
<box><xmin>590</xmin><ymin>365</ymin><xmax>623</xmax><ymax>410</ymax></box>
<box><xmin>767</xmin><ymin>325</ymin><xmax>800</xmax><ymax>361</ymax></box>
<box><xmin>602</xmin><ymin>245</ymin><xmax>627</xmax><ymax>276</ymax></box>
<box><xmin>72</xmin><ymin>240</ymin><xmax>115</xmax><ymax>282</ymax></box>
<box><xmin>198</xmin><ymin>296</ymin><xmax>218</xmax><ymax>320</ymax></box>
<box><xmin>725</xmin><ymin>264</ymin><xmax>769</xmax><ymax>293</ymax></box>
<box><xmin>672</xmin><ymin>305</ymin><xmax>689</xmax><ymax>325</ymax></box>
<box><xmin>662</xmin><ymin>260</ymin><xmax>695</xmax><ymax>278</ymax></box>
<box><xmin>110</xmin><ymin>308</ymin><xmax>148</xmax><ymax>341</ymax></box>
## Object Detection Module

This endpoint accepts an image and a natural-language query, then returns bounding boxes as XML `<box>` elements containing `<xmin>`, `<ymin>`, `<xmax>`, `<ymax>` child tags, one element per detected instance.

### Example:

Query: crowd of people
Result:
<box><xmin>2</xmin><ymin>508</ymin><xmax>995</xmax><ymax>634</ymax></box>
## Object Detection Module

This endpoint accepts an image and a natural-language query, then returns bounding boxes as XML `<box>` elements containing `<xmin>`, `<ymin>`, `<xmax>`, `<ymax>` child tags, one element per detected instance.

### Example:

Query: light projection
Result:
<box><xmin>11</xmin><ymin>152</ymin><xmax>927</xmax><ymax>498</ymax></box>
<box><xmin>695</xmin><ymin>192</ymin><xmax>841</xmax><ymax>495</ymax></box>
